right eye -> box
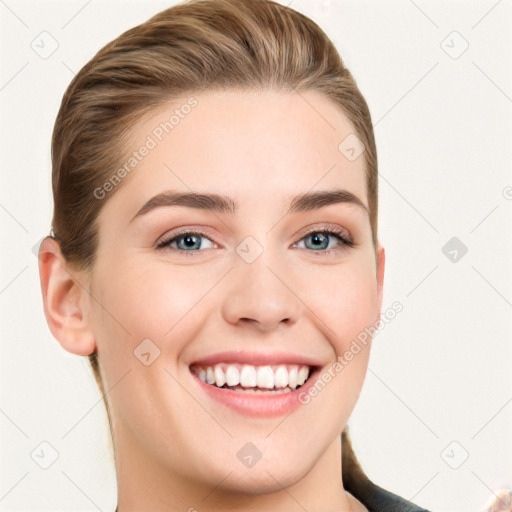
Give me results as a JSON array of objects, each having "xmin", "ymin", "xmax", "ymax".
[{"xmin": 156, "ymin": 230, "xmax": 217, "ymax": 255}]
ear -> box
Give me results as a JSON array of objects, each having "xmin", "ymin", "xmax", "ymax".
[
  {"xmin": 375, "ymin": 242, "xmax": 385, "ymax": 323},
  {"xmin": 38, "ymin": 236, "xmax": 96, "ymax": 356}
]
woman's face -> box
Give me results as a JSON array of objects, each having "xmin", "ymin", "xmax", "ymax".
[{"xmin": 82, "ymin": 89, "xmax": 384, "ymax": 495}]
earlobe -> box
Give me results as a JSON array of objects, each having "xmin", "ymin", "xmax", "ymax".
[{"xmin": 38, "ymin": 236, "xmax": 96, "ymax": 356}]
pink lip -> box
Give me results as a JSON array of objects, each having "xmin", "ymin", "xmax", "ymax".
[
  {"xmin": 189, "ymin": 350, "xmax": 323, "ymax": 368},
  {"xmin": 189, "ymin": 366, "xmax": 322, "ymax": 418}
]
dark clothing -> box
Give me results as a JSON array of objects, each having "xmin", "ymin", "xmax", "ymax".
[
  {"xmin": 347, "ymin": 479, "xmax": 431, "ymax": 511},
  {"xmin": 342, "ymin": 427, "xmax": 431, "ymax": 512}
]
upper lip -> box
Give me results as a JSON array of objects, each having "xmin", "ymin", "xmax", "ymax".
[{"xmin": 189, "ymin": 350, "xmax": 323, "ymax": 368}]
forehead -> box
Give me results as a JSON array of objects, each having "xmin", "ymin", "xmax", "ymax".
[{"xmin": 99, "ymin": 89, "xmax": 368, "ymax": 221}]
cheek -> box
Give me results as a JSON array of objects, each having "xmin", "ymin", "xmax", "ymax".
[
  {"xmin": 88, "ymin": 257, "xmax": 214, "ymax": 396},
  {"xmin": 96, "ymin": 258, "xmax": 209, "ymax": 340},
  {"xmin": 88, "ymin": 258, "xmax": 211, "ymax": 416},
  {"xmin": 304, "ymin": 257, "xmax": 379, "ymax": 355},
  {"xmin": 302, "ymin": 261, "xmax": 378, "ymax": 428}
]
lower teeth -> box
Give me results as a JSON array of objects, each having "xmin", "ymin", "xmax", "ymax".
[{"xmin": 216, "ymin": 384, "xmax": 295, "ymax": 393}]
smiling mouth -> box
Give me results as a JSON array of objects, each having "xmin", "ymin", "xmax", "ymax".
[{"xmin": 190, "ymin": 363, "xmax": 313, "ymax": 394}]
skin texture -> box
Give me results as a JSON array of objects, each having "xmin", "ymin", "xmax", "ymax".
[{"xmin": 39, "ymin": 89, "xmax": 384, "ymax": 512}]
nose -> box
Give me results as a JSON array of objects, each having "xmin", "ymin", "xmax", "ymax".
[{"xmin": 221, "ymin": 246, "xmax": 302, "ymax": 333}]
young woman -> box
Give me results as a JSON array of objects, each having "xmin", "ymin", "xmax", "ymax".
[{"xmin": 38, "ymin": 0, "xmax": 432, "ymax": 510}]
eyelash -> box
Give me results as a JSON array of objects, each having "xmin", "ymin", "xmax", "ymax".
[{"xmin": 156, "ymin": 226, "xmax": 355, "ymax": 257}]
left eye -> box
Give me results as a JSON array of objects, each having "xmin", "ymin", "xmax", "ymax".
[{"xmin": 293, "ymin": 229, "xmax": 354, "ymax": 252}]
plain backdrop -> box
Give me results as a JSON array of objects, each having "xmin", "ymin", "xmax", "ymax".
[{"xmin": 1, "ymin": 1, "xmax": 511, "ymax": 511}]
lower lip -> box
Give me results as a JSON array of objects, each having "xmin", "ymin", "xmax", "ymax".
[{"xmin": 190, "ymin": 368, "xmax": 321, "ymax": 418}]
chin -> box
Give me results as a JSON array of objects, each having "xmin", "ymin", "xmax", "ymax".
[
  {"xmin": 217, "ymin": 467, "xmax": 306, "ymax": 496},
  {"xmin": 201, "ymin": 449, "xmax": 315, "ymax": 496}
]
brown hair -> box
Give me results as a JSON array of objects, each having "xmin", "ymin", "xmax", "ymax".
[{"xmin": 50, "ymin": 0, "xmax": 378, "ymax": 477}]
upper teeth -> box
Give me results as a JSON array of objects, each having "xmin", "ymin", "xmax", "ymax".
[{"xmin": 192, "ymin": 364, "xmax": 311, "ymax": 390}]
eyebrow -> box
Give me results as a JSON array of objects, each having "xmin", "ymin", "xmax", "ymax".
[{"xmin": 130, "ymin": 188, "xmax": 368, "ymax": 222}]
